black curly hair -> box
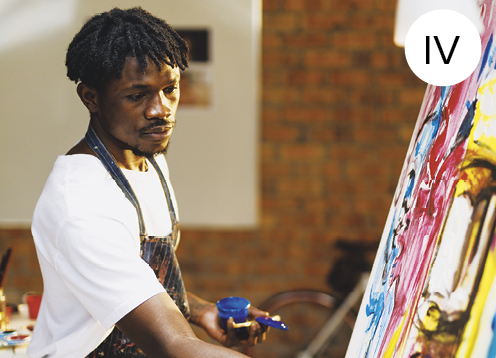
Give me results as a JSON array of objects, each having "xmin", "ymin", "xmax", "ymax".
[{"xmin": 66, "ymin": 7, "xmax": 188, "ymax": 90}]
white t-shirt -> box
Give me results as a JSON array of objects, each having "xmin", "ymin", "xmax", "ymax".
[{"xmin": 28, "ymin": 154, "xmax": 178, "ymax": 358}]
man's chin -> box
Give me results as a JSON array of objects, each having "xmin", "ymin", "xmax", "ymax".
[{"xmin": 132, "ymin": 142, "xmax": 169, "ymax": 159}]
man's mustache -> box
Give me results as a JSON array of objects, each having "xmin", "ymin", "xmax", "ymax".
[{"xmin": 139, "ymin": 119, "xmax": 174, "ymax": 134}]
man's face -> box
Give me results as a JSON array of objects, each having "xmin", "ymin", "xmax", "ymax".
[{"xmin": 95, "ymin": 56, "xmax": 181, "ymax": 158}]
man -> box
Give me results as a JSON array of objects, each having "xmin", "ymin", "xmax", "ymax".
[{"xmin": 28, "ymin": 7, "xmax": 267, "ymax": 358}]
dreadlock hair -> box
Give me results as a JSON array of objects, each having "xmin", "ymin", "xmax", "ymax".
[{"xmin": 66, "ymin": 7, "xmax": 189, "ymax": 91}]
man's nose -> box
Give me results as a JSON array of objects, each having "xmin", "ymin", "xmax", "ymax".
[{"xmin": 146, "ymin": 91, "xmax": 172, "ymax": 119}]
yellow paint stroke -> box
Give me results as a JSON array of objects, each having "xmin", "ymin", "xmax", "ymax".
[
  {"xmin": 454, "ymin": 167, "xmax": 493, "ymax": 199},
  {"xmin": 456, "ymin": 248, "xmax": 496, "ymax": 358},
  {"xmin": 382, "ymin": 304, "xmax": 410, "ymax": 358},
  {"xmin": 398, "ymin": 224, "xmax": 453, "ymax": 356},
  {"xmin": 455, "ymin": 77, "xmax": 496, "ymax": 358}
]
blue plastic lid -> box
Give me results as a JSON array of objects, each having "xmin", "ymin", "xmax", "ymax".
[
  {"xmin": 216, "ymin": 297, "xmax": 250, "ymax": 315},
  {"xmin": 256, "ymin": 316, "xmax": 288, "ymax": 330},
  {"xmin": 216, "ymin": 296, "xmax": 250, "ymax": 310}
]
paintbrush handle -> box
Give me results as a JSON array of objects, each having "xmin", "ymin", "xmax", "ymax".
[{"xmin": 0, "ymin": 248, "xmax": 12, "ymax": 288}]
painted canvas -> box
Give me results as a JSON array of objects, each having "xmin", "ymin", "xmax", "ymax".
[{"xmin": 346, "ymin": 1, "xmax": 496, "ymax": 357}]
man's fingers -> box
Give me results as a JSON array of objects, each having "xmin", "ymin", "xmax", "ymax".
[
  {"xmin": 226, "ymin": 317, "xmax": 238, "ymax": 346},
  {"xmin": 260, "ymin": 331, "xmax": 267, "ymax": 343}
]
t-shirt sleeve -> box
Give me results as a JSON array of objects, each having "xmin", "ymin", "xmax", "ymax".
[{"xmin": 56, "ymin": 215, "xmax": 165, "ymax": 330}]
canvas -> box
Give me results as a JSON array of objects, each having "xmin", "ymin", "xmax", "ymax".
[{"xmin": 346, "ymin": 1, "xmax": 496, "ymax": 357}]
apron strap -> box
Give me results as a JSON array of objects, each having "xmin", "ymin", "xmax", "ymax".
[
  {"xmin": 85, "ymin": 124, "xmax": 181, "ymax": 245},
  {"xmin": 85, "ymin": 125, "xmax": 148, "ymax": 237},
  {"xmin": 149, "ymin": 158, "xmax": 181, "ymax": 248},
  {"xmin": 85, "ymin": 124, "xmax": 180, "ymax": 243}
]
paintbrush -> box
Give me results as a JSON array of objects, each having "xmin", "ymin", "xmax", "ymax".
[{"xmin": 0, "ymin": 248, "xmax": 12, "ymax": 289}]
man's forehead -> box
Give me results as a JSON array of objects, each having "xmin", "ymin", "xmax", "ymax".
[
  {"xmin": 114, "ymin": 56, "xmax": 180, "ymax": 86},
  {"xmin": 122, "ymin": 56, "xmax": 179, "ymax": 75}
]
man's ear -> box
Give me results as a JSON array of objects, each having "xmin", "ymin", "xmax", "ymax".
[{"xmin": 77, "ymin": 82, "xmax": 100, "ymax": 113}]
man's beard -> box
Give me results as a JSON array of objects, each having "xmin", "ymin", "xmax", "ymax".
[
  {"xmin": 131, "ymin": 119, "xmax": 172, "ymax": 158},
  {"xmin": 131, "ymin": 141, "xmax": 170, "ymax": 159}
]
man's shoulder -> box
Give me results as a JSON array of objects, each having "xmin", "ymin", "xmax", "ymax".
[
  {"xmin": 33, "ymin": 154, "xmax": 138, "ymax": 251},
  {"xmin": 47, "ymin": 154, "xmax": 111, "ymax": 191},
  {"xmin": 40, "ymin": 155, "xmax": 130, "ymax": 216}
]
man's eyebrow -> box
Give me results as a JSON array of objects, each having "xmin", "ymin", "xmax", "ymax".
[
  {"xmin": 127, "ymin": 78, "xmax": 178, "ymax": 89},
  {"xmin": 129, "ymin": 84, "xmax": 149, "ymax": 89}
]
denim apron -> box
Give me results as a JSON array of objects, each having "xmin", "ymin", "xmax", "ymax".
[{"xmin": 84, "ymin": 125, "xmax": 190, "ymax": 357}]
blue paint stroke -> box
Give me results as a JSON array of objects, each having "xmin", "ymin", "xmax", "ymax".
[
  {"xmin": 487, "ymin": 313, "xmax": 496, "ymax": 358},
  {"xmin": 414, "ymin": 87, "xmax": 446, "ymax": 164},
  {"xmin": 451, "ymin": 99, "xmax": 476, "ymax": 152},
  {"xmin": 404, "ymin": 171, "xmax": 415, "ymax": 199},
  {"xmin": 367, "ymin": 279, "xmax": 397, "ymax": 358},
  {"xmin": 366, "ymin": 290, "xmax": 385, "ymax": 331},
  {"xmin": 414, "ymin": 115, "xmax": 440, "ymax": 164},
  {"xmin": 479, "ymin": 34, "xmax": 494, "ymax": 81}
]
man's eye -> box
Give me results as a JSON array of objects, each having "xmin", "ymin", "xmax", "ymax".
[
  {"xmin": 127, "ymin": 94, "xmax": 144, "ymax": 101},
  {"xmin": 163, "ymin": 86, "xmax": 178, "ymax": 94}
]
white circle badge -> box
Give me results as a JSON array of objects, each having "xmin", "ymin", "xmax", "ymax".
[{"xmin": 405, "ymin": 9, "xmax": 482, "ymax": 86}]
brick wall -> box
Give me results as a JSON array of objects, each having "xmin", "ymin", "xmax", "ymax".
[
  {"xmin": 0, "ymin": 0, "xmax": 425, "ymax": 329},
  {"xmin": 180, "ymin": 0, "xmax": 424, "ymax": 304}
]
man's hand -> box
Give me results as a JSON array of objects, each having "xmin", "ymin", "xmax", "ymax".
[{"xmin": 187, "ymin": 293, "xmax": 270, "ymax": 347}]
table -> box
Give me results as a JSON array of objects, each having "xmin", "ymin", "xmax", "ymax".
[{"xmin": 0, "ymin": 314, "xmax": 35, "ymax": 357}]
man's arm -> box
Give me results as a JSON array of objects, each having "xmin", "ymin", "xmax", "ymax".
[{"xmin": 116, "ymin": 292, "xmax": 249, "ymax": 358}]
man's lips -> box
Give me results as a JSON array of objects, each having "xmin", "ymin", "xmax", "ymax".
[{"xmin": 142, "ymin": 125, "xmax": 174, "ymax": 135}]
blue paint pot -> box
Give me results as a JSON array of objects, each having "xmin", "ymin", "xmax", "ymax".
[{"xmin": 216, "ymin": 296, "xmax": 250, "ymax": 338}]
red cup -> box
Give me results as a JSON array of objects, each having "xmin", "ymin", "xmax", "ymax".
[
  {"xmin": 5, "ymin": 306, "xmax": 12, "ymax": 325},
  {"xmin": 25, "ymin": 294, "xmax": 42, "ymax": 320}
]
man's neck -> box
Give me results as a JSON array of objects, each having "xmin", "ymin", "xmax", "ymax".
[
  {"xmin": 91, "ymin": 117, "xmax": 148, "ymax": 172},
  {"xmin": 66, "ymin": 118, "xmax": 148, "ymax": 172}
]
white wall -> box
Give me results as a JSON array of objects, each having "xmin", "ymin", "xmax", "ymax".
[{"xmin": 0, "ymin": 0, "xmax": 260, "ymax": 228}]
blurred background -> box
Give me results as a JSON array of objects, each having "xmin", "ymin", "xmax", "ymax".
[
  {"xmin": 181, "ymin": 0, "xmax": 424, "ymax": 303},
  {"xmin": 0, "ymin": 0, "xmax": 426, "ymax": 355}
]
